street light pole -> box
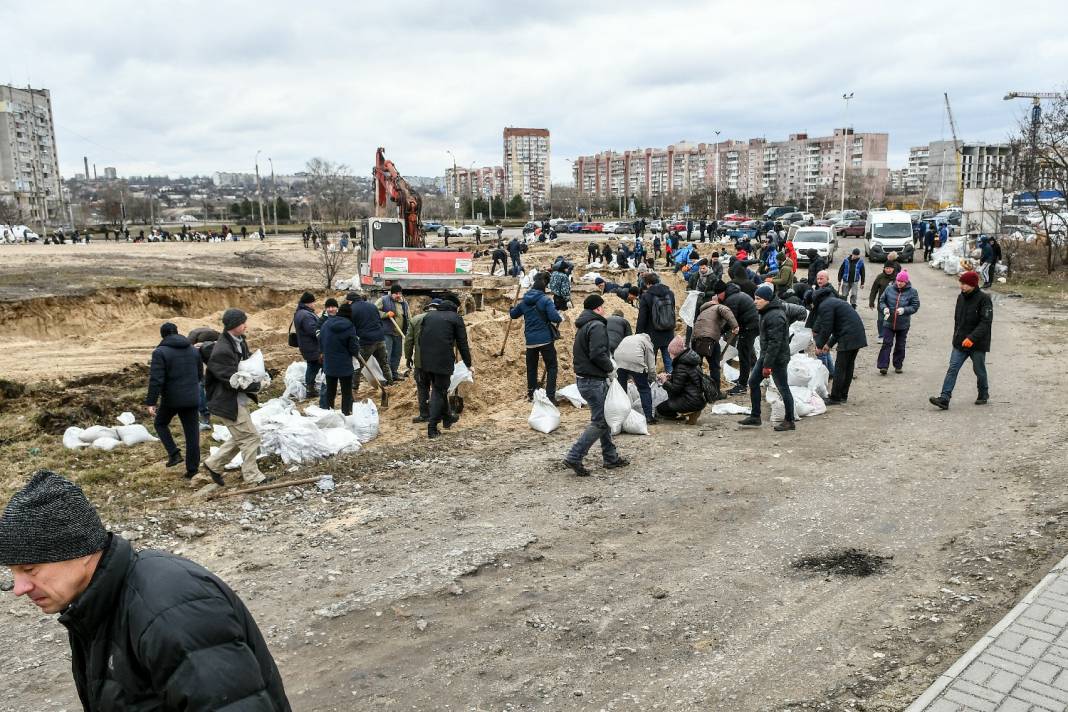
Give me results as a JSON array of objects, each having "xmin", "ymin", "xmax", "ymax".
[
  {"xmin": 446, "ymin": 150, "xmax": 458, "ymax": 226},
  {"xmin": 470, "ymin": 163, "xmax": 476, "ymax": 221},
  {"xmin": 839, "ymin": 92, "xmax": 854, "ymax": 213},
  {"xmin": 713, "ymin": 130, "xmax": 721, "ymax": 220},
  {"xmin": 268, "ymin": 157, "xmax": 278, "ymax": 236},
  {"xmin": 254, "ymin": 150, "xmax": 266, "ymax": 238}
]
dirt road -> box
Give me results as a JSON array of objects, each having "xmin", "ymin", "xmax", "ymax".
[{"xmin": 2, "ymin": 237, "xmax": 1068, "ymax": 711}]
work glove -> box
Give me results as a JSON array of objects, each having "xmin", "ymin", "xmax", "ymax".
[
  {"xmin": 762, "ymin": 367, "xmax": 772, "ymax": 378},
  {"xmin": 896, "ymin": 307, "xmax": 905, "ymax": 315},
  {"xmin": 386, "ymin": 311, "xmax": 396, "ymax": 318},
  {"xmin": 962, "ymin": 338, "xmax": 974, "ymax": 348},
  {"xmin": 883, "ymin": 308, "xmax": 890, "ymax": 318}
]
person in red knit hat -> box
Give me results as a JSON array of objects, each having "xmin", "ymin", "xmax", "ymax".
[{"xmin": 929, "ymin": 271, "xmax": 993, "ymax": 409}]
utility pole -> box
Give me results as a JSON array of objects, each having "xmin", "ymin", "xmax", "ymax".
[
  {"xmin": 268, "ymin": 157, "xmax": 278, "ymax": 236},
  {"xmin": 254, "ymin": 150, "xmax": 266, "ymax": 238},
  {"xmin": 840, "ymin": 92, "xmax": 854, "ymax": 213},
  {"xmin": 713, "ymin": 130, "xmax": 721, "ymax": 220},
  {"xmin": 446, "ymin": 150, "xmax": 458, "ymax": 226}
]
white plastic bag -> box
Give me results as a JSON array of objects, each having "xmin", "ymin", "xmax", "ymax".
[
  {"xmin": 722, "ymin": 363, "xmax": 740, "ymax": 384},
  {"xmin": 231, "ymin": 349, "xmax": 270, "ymax": 389},
  {"xmin": 321, "ymin": 427, "xmax": 362, "ymax": 456},
  {"xmin": 710, "ymin": 402, "xmax": 751, "ymax": 415},
  {"xmin": 788, "ymin": 325, "xmax": 813, "ymax": 354},
  {"xmin": 303, "ymin": 406, "xmax": 346, "ymax": 429},
  {"xmin": 449, "ymin": 361, "xmax": 474, "ymax": 396},
  {"xmin": 63, "ymin": 427, "xmax": 90, "ymax": 449},
  {"xmin": 347, "ymin": 400, "xmax": 379, "ymax": 443},
  {"xmin": 251, "ymin": 397, "xmax": 296, "ymax": 428},
  {"xmin": 680, "ymin": 290, "xmax": 701, "ymax": 327},
  {"xmin": 92, "ymin": 436, "xmax": 123, "ymax": 451},
  {"xmin": 212, "ymin": 424, "xmax": 232, "ymax": 442},
  {"xmin": 354, "ymin": 354, "xmax": 387, "ymax": 384},
  {"xmin": 558, "ymin": 383, "xmax": 586, "ymax": 408},
  {"xmin": 649, "ymin": 382, "xmax": 669, "ymax": 410},
  {"xmin": 114, "ymin": 424, "xmax": 158, "ymax": 446},
  {"xmin": 116, "ymin": 411, "xmax": 136, "ymax": 426},
  {"xmin": 528, "ymin": 389, "xmax": 561, "ymax": 433},
  {"xmin": 620, "ymin": 409, "xmax": 649, "ymax": 435},
  {"xmin": 79, "ymin": 425, "xmax": 118, "ymax": 443},
  {"xmin": 604, "ymin": 379, "xmax": 632, "ymax": 431},
  {"xmin": 282, "ymin": 361, "xmax": 308, "ymax": 401}
]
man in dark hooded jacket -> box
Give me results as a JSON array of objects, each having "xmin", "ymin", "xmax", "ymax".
[
  {"xmin": 0, "ymin": 470, "xmax": 291, "ymax": 712},
  {"xmin": 716, "ymin": 280, "xmax": 760, "ymax": 396},
  {"xmin": 805, "ymin": 249, "xmax": 827, "ymax": 285},
  {"xmin": 636, "ymin": 273, "xmax": 677, "ymax": 373},
  {"xmin": 509, "ymin": 274, "xmax": 563, "ymax": 403},
  {"xmin": 810, "ymin": 285, "xmax": 868, "ymax": 404},
  {"xmin": 346, "ymin": 292, "xmax": 392, "ymax": 389},
  {"xmin": 738, "ymin": 285, "xmax": 802, "ymax": 431},
  {"xmin": 929, "ymin": 271, "xmax": 993, "ymax": 409},
  {"xmin": 418, "ymin": 296, "xmax": 472, "ymax": 438},
  {"xmin": 563, "ymin": 295, "xmax": 628, "ymax": 477},
  {"xmin": 145, "ymin": 322, "xmax": 203, "ymax": 478},
  {"xmin": 293, "ymin": 291, "xmax": 321, "ymax": 398}
]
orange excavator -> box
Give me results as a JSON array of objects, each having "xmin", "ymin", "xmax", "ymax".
[{"xmin": 374, "ymin": 147, "xmax": 423, "ymax": 247}]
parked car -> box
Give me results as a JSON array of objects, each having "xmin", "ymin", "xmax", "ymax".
[
  {"xmin": 567, "ymin": 222, "xmax": 585, "ymax": 233},
  {"xmin": 836, "ymin": 219, "xmax": 867, "ymax": 237},
  {"xmin": 814, "ymin": 219, "xmax": 836, "ymax": 227},
  {"xmin": 1, "ymin": 224, "xmax": 39, "ymax": 242},
  {"xmin": 740, "ymin": 219, "xmax": 761, "ymax": 230},
  {"xmin": 582, "ymin": 222, "xmax": 605, "ymax": 233},
  {"xmin": 440, "ymin": 224, "xmax": 478, "ymax": 238},
  {"xmin": 790, "ymin": 226, "xmax": 838, "ymax": 265},
  {"xmin": 601, "ymin": 222, "xmax": 621, "ymax": 234},
  {"xmin": 667, "ymin": 220, "xmax": 687, "ymax": 233},
  {"xmin": 648, "ymin": 219, "xmax": 663, "ymax": 233},
  {"xmin": 933, "ymin": 210, "xmax": 962, "ymax": 226},
  {"xmin": 613, "ymin": 222, "xmax": 633, "ymax": 234},
  {"xmin": 721, "ymin": 213, "xmax": 750, "ymax": 222},
  {"xmin": 778, "ymin": 212, "xmax": 805, "ymax": 225},
  {"xmin": 421, "ymin": 221, "xmax": 444, "ymax": 233},
  {"xmin": 763, "ymin": 205, "xmax": 798, "ymax": 221}
]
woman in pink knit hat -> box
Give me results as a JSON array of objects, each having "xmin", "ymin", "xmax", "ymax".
[{"xmin": 876, "ymin": 270, "xmax": 920, "ymax": 374}]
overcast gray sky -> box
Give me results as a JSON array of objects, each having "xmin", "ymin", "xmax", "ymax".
[{"xmin": 4, "ymin": 0, "xmax": 1066, "ymax": 182}]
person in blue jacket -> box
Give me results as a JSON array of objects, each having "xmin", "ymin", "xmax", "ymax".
[
  {"xmin": 319, "ymin": 303, "xmax": 361, "ymax": 415},
  {"xmin": 345, "ymin": 292, "xmax": 392, "ymax": 389},
  {"xmin": 510, "ymin": 273, "xmax": 563, "ymax": 403},
  {"xmin": 876, "ymin": 270, "xmax": 920, "ymax": 375}
]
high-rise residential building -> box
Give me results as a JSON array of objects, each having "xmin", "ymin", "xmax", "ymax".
[
  {"xmin": 445, "ymin": 166, "xmax": 504, "ymax": 199},
  {"xmin": 925, "ymin": 141, "xmax": 1012, "ymax": 203},
  {"xmin": 0, "ymin": 85, "xmax": 62, "ymax": 224},
  {"xmin": 574, "ymin": 128, "xmax": 889, "ymax": 207},
  {"xmin": 905, "ymin": 145, "xmax": 929, "ymax": 194},
  {"xmin": 103, "ymin": 166, "xmax": 118, "ymax": 180},
  {"xmin": 503, "ymin": 128, "xmax": 550, "ymax": 209}
]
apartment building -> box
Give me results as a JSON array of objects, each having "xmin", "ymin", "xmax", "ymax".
[
  {"xmin": 445, "ymin": 166, "xmax": 505, "ymax": 199},
  {"xmin": 925, "ymin": 141, "xmax": 1013, "ymax": 203},
  {"xmin": 0, "ymin": 85, "xmax": 63, "ymax": 224},
  {"xmin": 574, "ymin": 128, "xmax": 889, "ymax": 206},
  {"xmin": 503, "ymin": 127, "xmax": 550, "ymax": 207},
  {"xmin": 905, "ymin": 145, "xmax": 929, "ymax": 194}
]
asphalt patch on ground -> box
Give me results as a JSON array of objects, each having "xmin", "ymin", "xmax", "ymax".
[{"xmin": 792, "ymin": 548, "xmax": 892, "ymax": 577}]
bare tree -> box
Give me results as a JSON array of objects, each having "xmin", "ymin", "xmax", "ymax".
[
  {"xmin": 0, "ymin": 197, "xmax": 18, "ymax": 224},
  {"xmin": 305, "ymin": 158, "xmax": 356, "ymax": 224},
  {"xmin": 315, "ymin": 236, "xmax": 349, "ymax": 290}
]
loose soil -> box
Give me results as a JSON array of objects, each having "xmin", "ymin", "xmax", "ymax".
[{"xmin": 1, "ymin": 235, "xmax": 1067, "ymax": 711}]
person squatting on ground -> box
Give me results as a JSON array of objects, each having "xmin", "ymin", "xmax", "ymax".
[
  {"xmin": 614, "ymin": 331, "xmax": 658, "ymax": 423},
  {"xmin": 0, "ymin": 470, "xmax": 291, "ymax": 711},
  {"xmin": 929, "ymin": 270, "xmax": 993, "ymax": 410},
  {"xmin": 346, "ymin": 292, "xmax": 393, "ymax": 388},
  {"xmin": 405, "ymin": 299, "xmax": 440, "ymax": 423},
  {"xmin": 418, "ymin": 295, "xmax": 472, "ymax": 438},
  {"xmin": 199, "ymin": 308, "xmax": 267, "ymax": 490},
  {"xmin": 738, "ymin": 284, "xmax": 804, "ymax": 431},
  {"xmin": 655, "ymin": 336, "xmax": 707, "ymax": 423},
  {"xmin": 876, "ymin": 270, "xmax": 920, "ymax": 375},
  {"xmin": 376, "ymin": 284, "xmax": 410, "ymax": 382},
  {"xmin": 563, "ymin": 294, "xmax": 629, "ymax": 477},
  {"xmin": 636, "ymin": 272, "xmax": 677, "ymax": 373},
  {"xmin": 145, "ymin": 322, "xmax": 202, "ymax": 479},
  {"xmin": 319, "ymin": 302, "xmax": 361, "ymax": 415},
  {"xmin": 293, "ymin": 291, "xmax": 321, "ymax": 398},
  {"xmin": 510, "ymin": 273, "xmax": 563, "ymax": 404},
  {"xmin": 810, "ymin": 285, "xmax": 868, "ymax": 405},
  {"xmin": 837, "ymin": 248, "xmax": 866, "ymax": 308}
]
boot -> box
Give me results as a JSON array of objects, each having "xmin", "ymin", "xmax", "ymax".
[
  {"xmin": 774, "ymin": 419, "xmax": 796, "ymax": 432},
  {"xmin": 604, "ymin": 457, "xmax": 630, "ymax": 469},
  {"xmin": 428, "ymin": 424, "xmax": 442, "ymax": 439},
  {"xmin": 879, "ymin": 368, "xmax": 887, "ymax": 376},
  {"xmin": 928, "ymin": 395, "xmax": 950, "ymax": 410},
  {"xmin": 738, "ymin": 415, "xmax": 761, "ymax": 427},
  {"xmin": 165, "ymin": 450, "xmax": 183, "ymax": 468},
  {"xmin": 975, "ymin": 395, "xmax": 988, "ymax": 405},
  {"xmin": 412, "ymin": 415, "xmax": 429, "ymax": 423},
  {"xmin": 563, "ymin": 459, "xmax": 591, "ymax": 477}
]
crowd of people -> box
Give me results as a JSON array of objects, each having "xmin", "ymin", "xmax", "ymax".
[{"xmin": 33, "ymin": 223, "xmax": 266, "ymax": 244}]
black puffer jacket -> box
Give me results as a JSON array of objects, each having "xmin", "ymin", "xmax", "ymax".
[
  {"xmin": 952, "ymin": 287, "xmax": 993, "ymax": 352},
  {"xmin": 636, "ymin": 282, "xmax": 676, "ymax": 348},
  {"xmin": 807, "ymin": 254, "xmax": 827, "ymax": 285},
  {"xmin": 607, "ymin": 315, "xmax": 632, "ymax": 353},
  {"xmin": 58, "ymin": 535, "xmax": 290, "ymax": 712},
  {"xmin": 145, "ymin": 334, "xmax": 202, "ymax": 409},
  {"xmin": 572, "ymin": 309, "xmax": 613, "ymax": 379},
  {"xmin": 293, "ymin": 303, "xmax": 321, "ymax": 361},
  {"xmin": 757, "ymin": 298, "xmax": 794, "ymax": 369},
  {"xmin": 810, "ymin": 286, "xmax": 868, "ymax": 352},
  {"xmin": 720, "ymin": 282, "xmax": 760, "ymax": 334},
  {"xmin": 205, "ymin": 332, "xmax": 258, "ymax": 421},
  {"xmin": 662, "ymin": 348, "xmax": 706, "ymax": 412},
  {"xmin": 418, "ymin": 300, "xmax": 472, "ymax": 375}
]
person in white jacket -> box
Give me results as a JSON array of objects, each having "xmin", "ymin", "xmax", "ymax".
[{"xmin": 613, "ymin": 332, "xmax": 658, "ymax": 424}]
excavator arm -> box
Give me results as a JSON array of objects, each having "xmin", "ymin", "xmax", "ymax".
[{"xmin": 374, "ymin": 147, "xmax": 424, "ymax": 247}]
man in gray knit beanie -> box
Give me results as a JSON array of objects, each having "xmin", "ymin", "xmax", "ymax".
[{"xmin": 1, "ymin": 470, "xmax": 291, "ymax": 709}]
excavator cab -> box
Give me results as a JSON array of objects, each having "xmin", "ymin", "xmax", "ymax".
[{"xmin": 357, "ymin": 217, "xmax": 474, "ymax": 291}]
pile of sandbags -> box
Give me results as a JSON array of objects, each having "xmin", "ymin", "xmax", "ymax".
[
  {"xmin": 765, "ymin": 353, "xmax": 830, "ymax": 422},
  {"xmin": 928, "ymin": 238, "xmax": 967, "ymax": 274},
  {"xmin": 63, "ymin": 412, "xmax": 158, "ymax": 451}
]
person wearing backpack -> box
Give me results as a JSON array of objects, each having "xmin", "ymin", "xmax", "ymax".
[
  {"xmin": 637, "ymin": 272, "xmax": 677, "ymax": 373},
  {"xmin": 293, "ymin": 292, "xmax": 321, "ymax": 400},
  {"xmin": 655, "ymin": 336, "xmax": 706, "ymax": 423},
  {"xmin": 509, "ymin": 274, "xmax": 563, "ymax": 404}
]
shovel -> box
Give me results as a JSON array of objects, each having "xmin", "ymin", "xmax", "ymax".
[
  {"xmin": 496, "ymin": 282, "xmax": 523, "ymax": 357},
  {"xmin": 388, "ymin": 315, "xmax": 411, "ymax": 379},
  {"xmin": 355, "ymin": 352, "xmax": 389, "ymax": 408}
]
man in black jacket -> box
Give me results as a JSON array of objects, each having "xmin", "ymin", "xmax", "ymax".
[
  {"xmin": 636, "ymin": 273, "xmax": 677, "ymax": 373},
  {"xmin": 810, "ymin": 285, "xmax": 868, "ymax": 405},
  {"xmin": 508, "ymin": 237, "xmax": 523, "ymax": 276},
  {"xmin": 200, "ymin": 308, "xmax": 266, "ymax": 490},
  {"xmin": 929, "ymin": 271, "xmax": 993, "ymax": 409},
  {"xmin": 418, "ymin": 296, "xmax": 472, "ymax": 438},
  {"xmin": 563, "ymin": 295, "xmax": 629, "ymax": 477},
  {"xmin": 0, "ymin": 470, "xmax": 291, "ymax": 711},
  {"xmin": 293, "ymin": 291, "xmax": 321, "ymax": 399},
  {"xmin": 738, "ymin": 285, "xmax": 800, "ymax": 431},
  {"xmin": 716, "ymin": 280, "xmax": 760, "ymax": 396},
  {"xmin": 145, "ymin": 322, "xmax": 203, "ymax": 479}
]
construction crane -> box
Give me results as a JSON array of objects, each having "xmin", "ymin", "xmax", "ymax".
[
  {"xmin": 941, "ymin": 92, "xmax": 963, "ymax": 206},
  {"xmin": 1004, "ymin": 91, "xmax": 1061, "ymax": 187}
]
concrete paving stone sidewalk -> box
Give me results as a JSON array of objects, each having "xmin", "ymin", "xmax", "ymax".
[{"xmin": 908, "ymin": 554, "xmax": 1068, "ymax": 712}]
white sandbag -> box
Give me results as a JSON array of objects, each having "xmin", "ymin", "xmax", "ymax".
[
  {"xmin": 680, "ymin": 290, "xmax": 701, "ymax": 327},
  {"xmin": 528, "ymin": 389, "xmax": 561, "ymax": 434},
  {"xmin": 92, "ymin": 436, "xmax": 123, "ymax": 451},
  {"xmin": 770, "ymin": 399, "xmax": 786, "ymax": 424},
  {"xmin": 520, "ymin": 272, "xmax": 532, "ymax": 289},
  {"xmin": 721, "ymin": 343, "xmax": 738, "ymax": 364},
  {"xmin": 282, "ymin": 361, "xmax": 308, "ymax": 400},
  {"xmin": 710, "ymin": 402, "xmax": 751, "ymax": 415},
  {"xmin": 650, "ymin": 382, "xmax": 669, "ymax": 409},
  {"xmin": 79, "ymin": 425, "xmax": 118, "ymax": 443},
  {"xmin": 63, "ymin": 427, "xmax": 90, "ymax": 449},
  {"xmin": 558, "ymin": 383, "xmax": 586, "ymax": 408},
  {"xmin": 114, "ymin": 424, "xmax": 158, "ymax": 446},
  {"xmin": 449, "ymin": 361, "xmax": 474, "ymax": 395},
  {"xmin": 251, "ymin": 397, "xmax": 296, "ymax": 428},
  {"xmin": 212, "ymin": 424, "xmax": 232, "ymax": 442},
  {"xmin": 259, "ymin": 417, "xmax": 333, "ymax": 465},
  {"xmin": 806, "ymin": 392, "xmax": 827, "ymax": 416},
  {"xmin": 788, "ymin": 353, "xmax": 830, "ymax": 397},
  {"xmin": 626, "ymin": 382, "xmax": 642, "ymax": 409},
  {"xmin": 580, "ymin": 271, "xmax": 601, "ymax": 283},
  {"xmin": 116, "ymin": 411, "xmax": 136, "ymax": 426},
  {"xmin": 231, "ymin": 349, "xmax": 270, "ymax": 389},
  {"xmin": 347, "ymin": 400, "xmax": 379, "ymax": 443},
  {"xmin": 604, "ymin": 379, "xmax": 632, "ymax": 430},
  {"xmin": 722, "ymin": 363, "xmax": 740, "ymax": 384},
  {"xmin": 303, "ymin": 405, "xmax": 346, "ymax": 429},
  {"xmin": 321, "ymin": 427, "xmax": 362, "ymax": 456},
  {"xmin": 787, "ymin": 362, "xmax": 811, "ymax": 387},
  {"xmin": 788, "ymin": 325, "xmax": 813, "ymax": 354},
  {"xmin": 620, "ymin": 408, "xmax": 649, "ymax": 435},
  {"xmin": 353, "ymin": 354, "xmax": 387, "ymax": 385}
]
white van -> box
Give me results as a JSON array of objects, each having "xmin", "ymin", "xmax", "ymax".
[
  {"xmin": 865, "ymin": 210, "xmax": 915, "ymax": 262},
  {"xmin": 789, "ymin": 225, "xmax": 837, "ymax": 265}
]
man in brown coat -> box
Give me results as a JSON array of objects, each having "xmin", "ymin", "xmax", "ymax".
[{"xmin": 691, "ymin": 296, "xmax": 739, "ymax": 387}]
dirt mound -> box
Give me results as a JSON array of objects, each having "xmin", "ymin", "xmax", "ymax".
[{"xmin": 792, "ymin": 548, "xmax": 892, "ymax": 577}]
